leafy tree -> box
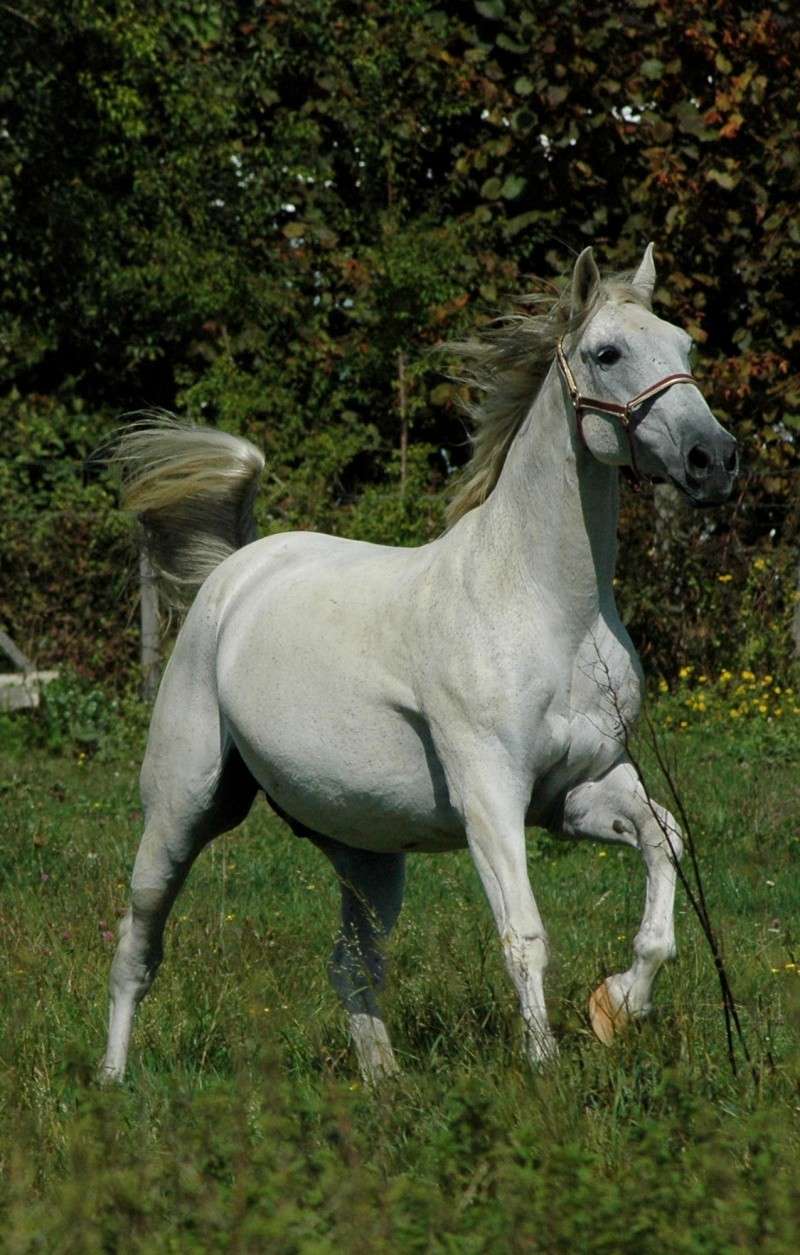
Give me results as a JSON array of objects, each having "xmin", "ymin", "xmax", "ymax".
[{"xmin": 1, "ymin": 0, "xmax": 798, "ymax": 681}]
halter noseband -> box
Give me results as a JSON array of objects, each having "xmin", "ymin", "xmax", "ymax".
[{"xmin": 555, "ymin": 338, "xmax": 699, "ymax": 478}]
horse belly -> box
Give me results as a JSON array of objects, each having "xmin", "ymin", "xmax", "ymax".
[
  {"xmin": 218, "ymin": 628, "xmax": 463, "ymax": 853},
  {"xmin": 236, "ymin": 705, "xmax": 462, "ymax": 852}
]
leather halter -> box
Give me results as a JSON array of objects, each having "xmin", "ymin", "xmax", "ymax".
[{"xmin": 555, "ymin": 338, "xmax": 699, "ymax": 478}]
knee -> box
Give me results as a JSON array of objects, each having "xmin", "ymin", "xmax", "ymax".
[{"xmin": 503, "ymin": 930, "xmax": 549, "ymax": 974}]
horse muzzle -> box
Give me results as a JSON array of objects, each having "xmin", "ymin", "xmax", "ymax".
[{"xmin": 677, "ymin": 431, "xmax": 739, "ymax": 506}]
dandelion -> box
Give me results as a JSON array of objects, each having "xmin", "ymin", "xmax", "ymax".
[
  {"xmin": 598, "ymin": 851, "xmax": 607, "ymax": 858},
  {"xmin": 678, "ymin": 665, "xmax": 693, "ymax": 679},
  {"xmin": 717, "ymin": 573, "xmax": 733, "ymax": 583},
  {"xmin": 658, "ymin": 678, "xmax": 668, "ymax": 693},
  {"xmin": 741, "ymin": 669, "xmax": 755, "ymax": 681},
  {"xmin": 720, "ymin": 669, "xmax": 732, "ymax": 683},
  {"xmin": 784, "ymin": 962, "xmax": 797, "ymax": 972},
  {"xmin": 753, "ymin": 557, "xmax": 766, "ymax": 571}
]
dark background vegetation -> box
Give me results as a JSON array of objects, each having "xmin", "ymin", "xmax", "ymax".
[
  {"xmin": 2, "ymin": 0, "xmax": 799, "ymax": 684},
  {"xmin": 2, "ymin": 7, "xmax": 800, "ymax": 1247}
]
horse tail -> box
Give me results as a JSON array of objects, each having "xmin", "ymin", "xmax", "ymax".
[{"xmin": 109, "ymin": 414, "xmax": 265, "ymax": 612}]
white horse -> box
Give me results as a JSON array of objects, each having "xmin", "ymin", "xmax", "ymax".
[{"xmin": 102, "ymin": 245, "xmax": 738, "ymax": 1082}]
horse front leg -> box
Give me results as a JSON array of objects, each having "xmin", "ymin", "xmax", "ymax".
[
  {"xmin": 561, "ymin": 759, "xmax": 684, "ymax": 1044},
  {"xmin": 460, "ymin": 787, "xmax": 558, "ymax": 1065}
]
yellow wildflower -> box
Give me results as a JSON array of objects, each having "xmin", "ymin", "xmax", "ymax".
[
  {"xmin": 679, "ymin": 665, "xmax": 693, "ymax": 679},
  {"xmin": 741, "ymin": 670, "xmax": 755, "ymax": 682},
  {"xmin": 718, "ymin": 573, "xmax": 733, "ymax": 583},
  {"xmin": 753, "ymin": 557, "xmax": 766, "ymax": 571}
]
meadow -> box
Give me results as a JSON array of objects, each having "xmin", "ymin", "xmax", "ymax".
[{"xmin": 1, "ymin": 683, "xmax": 799, "ymax": 1252}]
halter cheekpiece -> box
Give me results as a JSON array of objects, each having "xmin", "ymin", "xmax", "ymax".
[{"xmin": 555, "ymin": 338, "xmax": 699, "ymax": 478}]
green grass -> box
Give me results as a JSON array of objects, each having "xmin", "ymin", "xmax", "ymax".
[{"xmin": 1, "ymin": 723, "xmax": 800, "ymax": 1252}]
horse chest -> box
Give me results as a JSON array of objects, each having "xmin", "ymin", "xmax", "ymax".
[{"xmin": 534, "ymin": 625, "xmax": 644, "ymax": 806}]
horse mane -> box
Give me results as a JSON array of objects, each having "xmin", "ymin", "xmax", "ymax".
[{"xmin": 444, "ymin": 268, "xmax": 648, "ymax": 528}]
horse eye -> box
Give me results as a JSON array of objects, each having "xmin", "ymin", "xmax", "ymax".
[{"xmin": 596, "ymin": 346, "xmax": 621, "ymax": 366}]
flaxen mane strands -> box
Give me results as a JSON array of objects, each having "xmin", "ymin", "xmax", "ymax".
[{"xmin": 444, "ymin": 269, "xmax": 647, "ymax": 528}]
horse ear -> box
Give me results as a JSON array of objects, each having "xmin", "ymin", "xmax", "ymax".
[
  {"xmin": 570, "ymin": 247, "xmax": 601, "ymax": 319},
  {"xmin": 632, "ymin": 242, "xmax": 656, "ymax": 306}
]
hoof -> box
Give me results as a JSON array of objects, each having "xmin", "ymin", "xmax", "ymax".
[
  {"xmin": 589, "ymin": 979, "xmax": 629, "ymax": 1045},
  {"xmin": 97, "ymin": 1067, "xmax": 123, "ymax": 1087},
  {"xmin": 525, "ymin": 1028, "xmax": 559, "ymax": 1068}
]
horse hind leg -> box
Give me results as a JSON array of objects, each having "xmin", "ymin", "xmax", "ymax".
[
  {"xmin": 101, "ymin": 732, "xmax": 257, "ymax": 1082},
  {"xmin": 311, "ymin": 837, "xmax": 405, "ymax": 1084}
]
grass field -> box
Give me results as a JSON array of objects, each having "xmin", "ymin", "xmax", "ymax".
[{"xmin": 1, "ymin": 713, "xmax": 800, "ymax": 1252}]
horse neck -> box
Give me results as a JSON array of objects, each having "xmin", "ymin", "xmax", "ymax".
[{"xmin": 475, "ymin": 365, "xmax": 620, "ymax": 634}]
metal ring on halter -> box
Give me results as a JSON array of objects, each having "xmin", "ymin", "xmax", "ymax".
[{"xmin": 555, "ymin": 338, "xmax": 699, "ymax": 480}]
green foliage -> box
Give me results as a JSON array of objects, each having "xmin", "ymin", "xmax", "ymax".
[
  {"xmin": 651, "ymin": 664, "xmax": 800, "ymax": 767},
  {"xmin": 2, "ymin": 732, "xmax": 800, "ymax": 1248},
  {"xmin": 36, "ymin": 671, "xmax": 120, "ymax": 754},
  {"xmin": 0, "ymin": 670, "xmax": 151, "ymax": 761},
  {"xmin": 0, "ymin": 394, "xmax": 138, "ymax": 678},
  {"xmin": 2, "ymin": 0, "xmax": 799, "ymax": 684},
  {"xmin": 618, "ymin": 494, "xmax": 800, "ymax": 680}
]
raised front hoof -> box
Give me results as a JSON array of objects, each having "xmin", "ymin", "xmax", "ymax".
[{"xmin": 589, "ymin": 979, "xmax": 630, "ymax": 1046}]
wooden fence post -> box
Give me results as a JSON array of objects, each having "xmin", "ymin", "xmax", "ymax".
[
  {"xmin": 139, "ymin": 547, "xmax": 160, "ymax": 701},
  {"xmin": 397, "ymin": 349, "xmax": 408, "ymax": 497}
]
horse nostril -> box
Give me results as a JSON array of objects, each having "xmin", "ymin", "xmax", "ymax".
[{"xmin": 687, "ymin": 445, "xmax": 711, "ymax": 474}]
